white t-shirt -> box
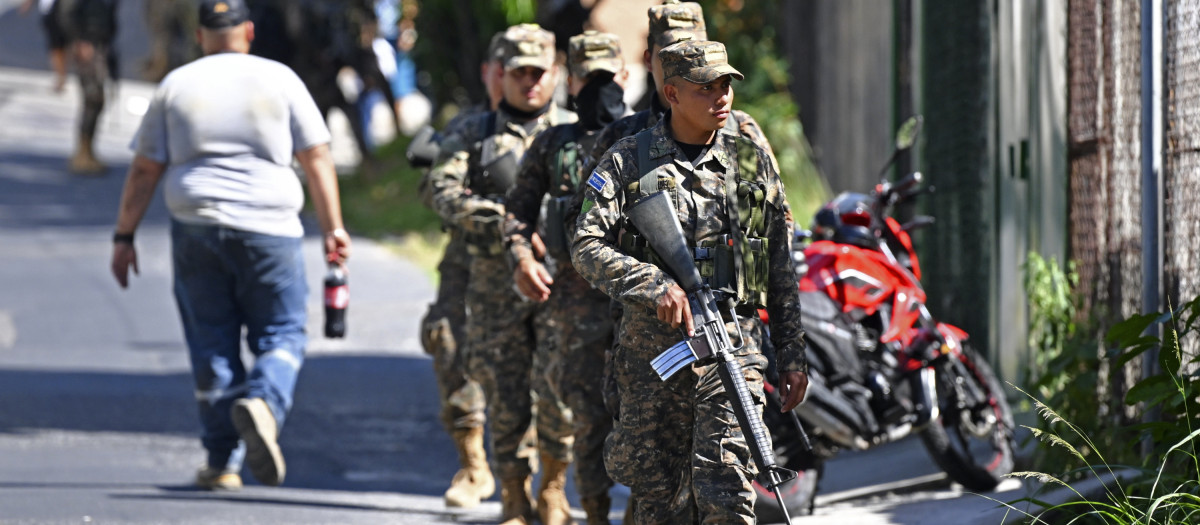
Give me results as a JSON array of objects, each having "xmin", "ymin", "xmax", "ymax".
[{"xmin": 130, "ymin": 53, "xmax": 331, "ymax": 238}]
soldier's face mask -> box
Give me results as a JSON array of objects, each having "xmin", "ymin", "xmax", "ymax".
[{"xmin": 571, "ymin": 72, "xmax": 626, "ymax": 131}]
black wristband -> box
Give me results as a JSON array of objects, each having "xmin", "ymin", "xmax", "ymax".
[{"xmin": 113, "ymin": 232, "xmax": 135, "ymax": 244}]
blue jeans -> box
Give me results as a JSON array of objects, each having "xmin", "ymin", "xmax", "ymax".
[{"xmin": 170, "ymin": 220, "xmax": 308, "ymax": 471}]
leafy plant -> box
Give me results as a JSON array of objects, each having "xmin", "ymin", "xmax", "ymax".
[
  {"xmin": 1022, "ymin": 252, "xmax": 1138, "ymax": 473},
  {"xmin": 994, "ymin": 295, "xmax": 1200, "ymax": 524}
]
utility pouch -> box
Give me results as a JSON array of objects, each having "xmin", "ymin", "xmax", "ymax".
[
  {"xmin": 617, "ymin": 230, "xmax": 664, "ymax": 269},
  {"xmin": 480, "ymin": 150, "xmax": 519, "ymax": 196},
  {"xmin": 542, "ymin": 194, "xmax": 573, "ymax": 257},
  {"xmin": 741, "ymin": 236, "xmax": 770, "ymax": 308},
  {"xmin": 696, "ymin": 235, "xmax": 737, "ymax": 296}
]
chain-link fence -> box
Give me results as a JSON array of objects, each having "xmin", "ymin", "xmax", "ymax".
[
  {"xmin": 1165, "ymin": 2, "xmax": 1200, "ymax": 354},
  {"xmin": 1069, "ymin": 0, "xmax": 1200, "ymax": 370}
]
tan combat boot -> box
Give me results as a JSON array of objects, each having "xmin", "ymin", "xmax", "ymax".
[
  {"xmin": 537, "ymin": 454, "xmax": 577, "ymax": 525},
  {"xmin": 69, "ymin": 135, "xmax": 106, "ymax": 175},
  {"xmin": 444, "ymin": 426, "xmax": 495, "ymax": 507},
  {"xmin": 499, "ymin": 476, "xmax": 535, "ymax": 525},
  {"xmin": 580, "ymin": 493, "xmax": 611, "ymax": 525}
]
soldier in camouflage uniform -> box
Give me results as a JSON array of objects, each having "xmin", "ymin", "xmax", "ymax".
[
  {"xmin": 413, "ymin": 31, "xmax": 506, "ymax": 511},
  {"xmin": 503, "ymin": 31, "xmax": 629, "ymax": 525},
  {"xmin": 58, "ymin": 0, "xmax": 119, "ymax": 175},
  {"xmin": 567, "ymin": 0, "xmax": 794, "ymax": 428},
  {"xmin": 570, "ymin": 40, "xmax": 809, "ymax": 524},
  {"xmin": 427, "ymin": 24, "xmax": 576, "ymax": 525}
]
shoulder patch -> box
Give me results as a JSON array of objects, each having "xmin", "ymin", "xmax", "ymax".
[{"xmin": 587, "ymin": 172, "xmax": 607, "ymax": 193}]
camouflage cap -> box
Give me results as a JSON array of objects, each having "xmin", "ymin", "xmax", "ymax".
[
  {"xmin": 568, "ymin": 31, "xmax": 623, "ymax": 78},
  {"xmin": 659, "ymin": 40, "xmax": 743, "ymax": 84},
  {"xmin": 648, "ymin": 0, "xmax": 707, "ymax": 49},
  {"xmin": 486, "ymin": 31, "xmax": 507, "ymax": 64},
  {"xmin": 498, "ymin": 23, "xmax": 556, "ymax": 71}
]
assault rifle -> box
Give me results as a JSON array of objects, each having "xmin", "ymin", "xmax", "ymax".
[{"xmin": 625, "ymin": 191, "xmax": 799, "ymax": 524}]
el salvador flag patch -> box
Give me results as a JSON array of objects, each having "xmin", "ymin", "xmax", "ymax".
[{"xmin": 587, "ymin": 172, "xmax": 607, "ymax": 193}]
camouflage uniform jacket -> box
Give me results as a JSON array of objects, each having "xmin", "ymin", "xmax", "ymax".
[
  {"xmin": 505, "ymin": 121, "xmax": 598, "ymax": 269},
  {"xmin": 418, "ymin": 103, "xmax": 489, "ymax": 213},
  {"xmin": 428, "ymin": 104, "xmax": 575, "ymax": 244},
  {"xmin": 569, "ymin": 102, "xmax": 791, "ymax": 242},
  {"xmin": 571, "ymin": 116, "xmax": 807, "ymax": 374}
]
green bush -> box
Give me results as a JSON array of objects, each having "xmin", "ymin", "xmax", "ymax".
[
  {"xmin": 1007, "ymin": 262, "xmax": 1200, "ymax": 523},
  {"xmin": 1023, "ymin": 252, "xmax": 1140, "ymax": 474}
]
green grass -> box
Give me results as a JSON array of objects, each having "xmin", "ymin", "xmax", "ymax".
[
  {"xmin": 984, "ymin": 297, "xmax": 1200, "ymax": 524},
  {"xmin": 339, "ymin": 136, "xmax": 443, "ymax": 238}
]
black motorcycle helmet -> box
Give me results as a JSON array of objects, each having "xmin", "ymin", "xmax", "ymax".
[{"xmin": 810, "ymin": 192, "xmax": 878, "ymax": 249}]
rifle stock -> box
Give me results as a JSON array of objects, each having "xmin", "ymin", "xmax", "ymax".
[{"xmin": 626, "ymin": 191, "xmax": 797, "ymax": 524}]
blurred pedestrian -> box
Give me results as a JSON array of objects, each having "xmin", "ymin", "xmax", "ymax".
[
  {"xmin": 57, "ymin": 0, "xmax": 118, "ymax": 175},
  {"xmin": 426, "ymin": 23, "xmax": 576, "ymax": 525},
  {"xmin": 503, "ymin": 30, "xmax": 629, "ymax": 524},
  {"xmin": 19, "ymin": 0, "xmax": 68, "ymax": 92},
  {"xmin": 141, "ymin": 0, "xmax": 199, "ymax": 81},
  {"xmin": 109, "ymin": 0, "xmax": 350, "ymax": 491}
]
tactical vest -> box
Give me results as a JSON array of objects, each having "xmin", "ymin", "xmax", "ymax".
[
  {"xmin": 462, "ymin": 112, "xmax": 520, "ymax": 256},
  {"xmin": 619, "ymin": 121, "xmax": 772, "ymax": 309},
  {"xmin": 541, "ymin": 125, "xmax": 587, "ymax": 257}
]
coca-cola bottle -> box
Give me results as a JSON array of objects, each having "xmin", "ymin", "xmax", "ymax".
[{"xmin": 323, "ymin": 262, "xmax": 348, "ymax": 338}]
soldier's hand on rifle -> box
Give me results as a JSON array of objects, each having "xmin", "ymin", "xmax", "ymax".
[
  {"xmin": 779, "ymin": 371, "xmax": 809, "ymax": 412},
  {"xmin": 656, "ymin": 283, "xmax": 695, "ymax": 337},
  {"xmin": 514, "ymin": 257, "xmax": 553, "ymax": 302}
]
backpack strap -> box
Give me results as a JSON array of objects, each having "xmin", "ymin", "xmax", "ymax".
[
  {"xmin": 635, "ymin": 127, "xmax": 658, "ymax": 197},
  {"xmin": 724, "ymin": 134, "xmax": 748, "ymax": 304}
]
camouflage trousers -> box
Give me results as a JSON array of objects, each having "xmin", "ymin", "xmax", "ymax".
[
  {"xmin": 605, "ymin": 312, "xmax": 766, "ymax": 524},
  {"xmin": 464, "ymin": 254, "xmax": 573, "ymax": 481},
  {"xmin": 543, "ymin": 265, "xmax": 614, "ymax": 499},
  {"xmin": 420, "ymin": 233, "xmax": 486, "ymax": 433},
  {"xmin": 75, "ymin": 40, "xmax": 108, "ymax": 141}
]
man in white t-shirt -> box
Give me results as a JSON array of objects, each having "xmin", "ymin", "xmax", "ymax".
[{"xmin": 108, "ymin": 0, "xmax": 351, "ymax": 491}]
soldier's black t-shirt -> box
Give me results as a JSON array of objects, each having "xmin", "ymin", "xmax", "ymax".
[{"xmin": 675, "ymin": 140, "xmax": 710, "ymax": 164}]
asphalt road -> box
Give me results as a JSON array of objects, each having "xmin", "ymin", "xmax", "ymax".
[{"xmin": 0, "ymin": 3, "xmax": 1045, "ymax": 522}]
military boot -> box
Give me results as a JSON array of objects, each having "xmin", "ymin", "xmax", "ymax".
[
  {"xmin": 444, "ymin": 426, "xmax": 494, "ymax": 507},
  {"xmin": 537, "ymin": 454, "xmax": 577, "ymax": 525},
  {"xmin": 499, "ymin": 476, "xmax": 535, "ymax": 525},
  {"xmin": 580, "ymin": 493, "xmax": 611, "ymax": 525},
  {"xmin": 69, "ymin": 135, "xmax": 106, "ymax": 175}
]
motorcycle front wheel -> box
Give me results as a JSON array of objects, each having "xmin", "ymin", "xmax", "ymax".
[{"xmin": 918, "ymin": 345, "xmax": 1015, "ymax": 491}]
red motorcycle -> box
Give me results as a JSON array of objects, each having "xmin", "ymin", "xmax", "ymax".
[{"xmin": 755, "ymin": 117, "xmax": 1015, "ymax": 519}]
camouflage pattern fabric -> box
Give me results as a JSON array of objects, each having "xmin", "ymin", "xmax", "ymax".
[
  {"xmin": 504, "ymin": 122, "xmax": 614, "ymax": 499},
  {"xmin": 415, "ymin": 103, "xmax": 493, "ymax": 436},
  {"xmin": 659, "ymin": 39, "xmax": 744, "ymax": 83},
  {"xmin": 647, "ymin": 0, "xmax": 707, "ymax": 48},
  {"xmin": 567, "ymin": 30, "xmax": 622, "ymax": 79},
  {"xmin": 496, "ymin": 23, "xmax": 555, "ymax": 71},
  {"xmin": 419, "ymin": 229, "xmax": 486, "ymax": 432},
  {"xmin": 428, "ymin": 104, "xmax": 577, "ymax": 480},
  {"xmin": 75, "ymin": 40, "xmax": 109, "ymax": 142},
  {"xmin": 570, "ymin": 117, "xmax": 806, "ymax": 523}
]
